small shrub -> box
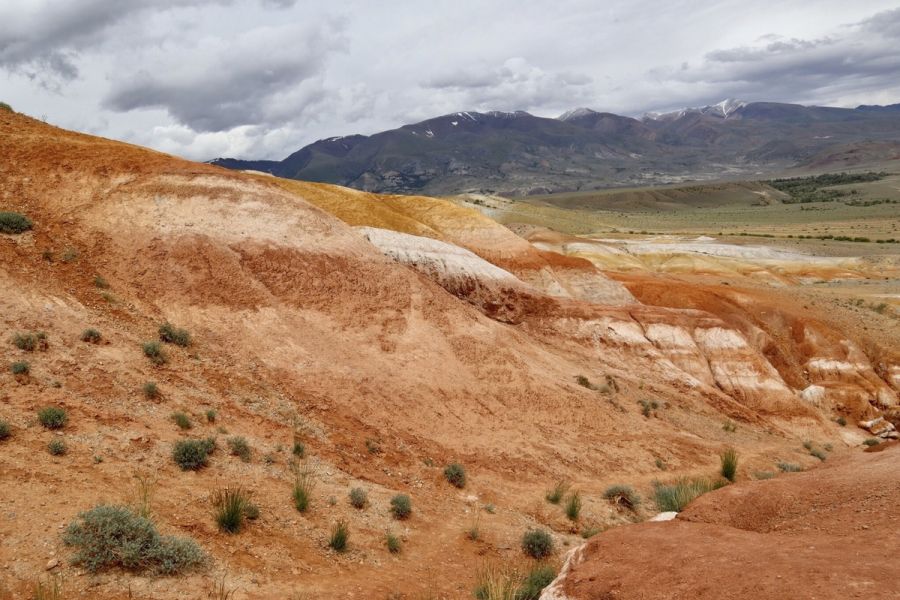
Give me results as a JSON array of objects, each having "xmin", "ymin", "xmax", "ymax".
[
  {"xmin": 205, "ymin": 409, "xmax": 217, "ymax": 423},
  {"xmin": 390, "ymin": 494, "xmax": 412, "ymax": 520},
  {"xmin": 444, "ymin": 462, "xmax": 466, "ymax": 488},
  {"xmin": 653, "ymin": 478, "xmax": 715, "ymax": 512},
  {"xmin": 521, "ymin": 529, "xmax": 553, "ymax": 559},
  {"xmin": 603, "ymin": 485, "xmax": 640, "ymax": 511},
  {"xmin": 159, "ymin": 323, "xmax": 191, "ymax": 347},
  {"xmin": 484, "ymin": 503, "xmax": 496, "ymax": 514},
  {"xmin": 639, "ymin": 399, "xmax": 659, "ymax": 417},
  {"xmin": 517, "ymin": 564, "xmax": 556, "ymax": 600},
  {"xmin": 580, "ymin": 525, "xmax": 602, "ymax": 539},
  {"xmin": 575, "ymin": 375, "xmax": 593, "ymax": 389},
  {"xmin": 385, "ymin": 531, "xmax": 402, "ymax": 553},
  {"xmin": 328, "ymin": 519, "xmax": 349, "ymax": 552},
  {"xmin": 63, "ymin": 505, "xmax": 205, "ymax": 574},
  {"xmin": 836, "ymin": 416, "xmax": 847, "ymax": 427},
  {"xmin": 172, "ymin": 412, "xmax": 192, "ymax": 430},
  {"xmin": 863, "ymin": 438, "xmax": 880, "ymax": 447},
  {"xmin": 754, "ymin": 471, "xmax": 775, "ymax": 480},
  {"xmin": 365, "ymin": 438, "xmax": 382, "ymax": 454},
  {"xmin": 93, "ymin": 275, "xmax": 109, "ymax": 289},
  {"xmin": 61, "ymin": 248, "xmax": 78, "ymax": 262},
  {"xmin": 172, "ymin": 439, "xmax": 213, "ymax": 471},
  {"xmin": 13, "ymin": 331, "xmax": 47, "ymax": 351},
  {"xmin": 48, "ymin": 438, "xmax": 67, "ymax": 456},
  {"xmin": 0, "ymin": 211, "xmax": 32, "ymax": 234},
  {"xmin": 545, "ymin": 480, "xmax": 569, "ymax": 504},
  {"xmin": 80, "ymin": 328, "xmax": 102, "ymax": 343},
  {"xmin": 802, "ymin": 440, "xmax": 813, "ymax": 451},
  {"xmin": 142, "ymin": 341, "xmax": 167, "ymax": 365},
  {"xmin": 655, "ymin": 457, "xmax": 666, "ymax": 470},
  {"xmin": 777, "ymin": 462, "xmax": 803, "ymax": 472},
  {"xmin": 349, "ymin": 487, "xmax": 368, "ymax": 509},
  {"xmin": 0, "ymin": 420, "xmax": 10, "ymax": 440},
  {"xmin": 292, "ymin": 441, "xmax": 305, "ymax": 457},
  {"xmin": 720, "ymin": 447, "xmax": 738, "ymax": 482},
  {"xmin": 38, "ymin": 406, "xmax": 68, "ymax": 429},
  {"xmin": 227, "ymin": 436, "xmax": 251, "ymax": 462},
  {"xmin": 823, "ymin": 443, "xmax": 833, "ymax": 452},
  {"xmin": 11, "ymin": 361, "xmax": 29, "ymax": 375},
  {"xmin": 0, "ymin": 101, "xmax": 13, "ymax": 112},
  {"xmin": 564, "ymin": 491, "xmax": 582, "ymax": 521},
  {"xmin": 244, "ymin": 502, "xmax": 260, "ymax": 520},
  {"xmin": 722, "ymin": 420, "xmax": 737, "ymax": 433},
  {"xmin": 211, "ymin": 487, "xmax": 251, "ymax": 534},
  {"xmin": 142, "ymin": 381, "xmax": 160, "ymax": 400},
  {"xmin": 809, "ymin": 448, "xmax": 827, "ymax": 461},
  {"xmin": 291, "ymin": 463, "xmax": 316, "ymax": 513}
]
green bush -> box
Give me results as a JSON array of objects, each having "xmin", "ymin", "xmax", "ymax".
[
  {"xmin": 205, "ymin": 409, "xmax": 217, "ymax": 423},
  {"xmin": 0, "ymin": 211, "xmax": 32, "ymax": 234},
  {"xmin": 521, "ymin": 529, "xmax": 553, "ymax": 559},
  {"xmin": 172, "ymin": 412, "xmax": 192, "ymax": 430},
  {"xmin": 63, "ymin": 505, "xmax": 205, "ymax": 574},
  {"xmin": 564, "ymin": 491, "xmax": 582, "ymax": 521},
  {"xmin": 292, "ymin": 440, "xmax": 305, "ymax": 458},
  {"xmin": 292, "ymin": 463, "xmax": 316, "ymax": 513},
  {"xmin": 720, "ymin": 447, "xmax": 738, "ymax": 482},
  {"xmin": 349, "ymin": 487, "xmax": 368, "ymax": 509},
  {"xmin": 211, "ymin": 487, "xmax": 251, "ymax": 534},
  {"xmin": 385, "ymin": 532, "xmax": 402, "ymax": 554},
  {"xmin": 38, "ymin": 406, "xmax": 68, "ymax": 429},
  {"xmin": 93, "ymin": 275, "xmax": 109, "ymax": 289},
  {"xmin": 653, "ymin": 478, "xmax": 717, "ymax": 512},
  {"xmin": 545, "ymin": 480, "xmax": 569, "ymax": 504},
  {"xmin": 863, "ymin": 438, "xmax": 880, "ymax": 447},
  {"xmin": 444, "ymin": 463, "xmax": 466, "ymax": 488},
  {"xmin": 159, "ymin": 323, "xmax": 191, "ymax": 347},
  {"xmin": 328, "ymin": 519, "xmax": 349, "ymax": 552},
  {"xmin": 142, "ymin": 341, "xmax": 167, "ymax": 365},
  {"xmin": 80, "ymin": 328, "xmax": 102, "ymax": 343},
  {"xmin": 603, "ymin": 485, "xmax": 640, "ymax": 511},
  {"xmin": 142, "ymin": 381, "xmax": 160, "ymax": 400},
  {"xmin": 172, "ymin": 438, "xmax": 213, "ymax": 471},
  {"xmin": 13, "ymin": 331, "xmax": 47, "ymax": 351},
  {"xmin": 0, "ymin": 101, "xmax": 12, "ymax": 112},
  {"xmin": 516, "ymin": 564, "xmax": 556, "ymax": 600},
  {"xmin": 0, "ymin": 420, "xmax": 10, "ymax": 440},
  {"xmin": 390, "ymin": 494, "xmax": 412, "ymax": 520},
  {"xmin": 227, "ymin": 436, "xmax": 251, "ymax": 462},
  {"xmin": 777, "ymin": 462, "xmax": 803, "ymax": 473},
  {"xmin": 11, "ymin": 361, "xmax": 29, "ymax": 375},
  {"xmin": 48, "ymin": 438, "xmax": 67, "ymax": 456}
]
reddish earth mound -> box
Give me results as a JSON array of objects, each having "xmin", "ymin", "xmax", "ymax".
[{"xmin": 551, "ymin": 445, "xmax": 900, "ymax": 600}]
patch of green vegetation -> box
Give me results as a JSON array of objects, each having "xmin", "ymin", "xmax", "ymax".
[
  {"xmin": 639, "ymin": 399, "xmax": 659, "ymax": 417},
  {"xmin": 653, "ymin": 478, "xmax": 718, "ymax": 512},
  {"xmin": 754, "ymin": 471, "xmax": 775, "ymax": 480},
  {"xmin": 349, "ymin": 487, "xmax": 368, "ymax": 509},
  {"xmin": 722, "ymin": 420, "xmax": 738, "ymax": 433},
  {"xmin": 328, "ymin": 519, "xmax": 349, "ymax": 552},
  {"xmin": 516, "ymin": 564, "xmax": 557, "ymax": 600},
  {"xmin": 211, "ymin": 487, "xmax": 252, "ymax": 534},
  {"xmin": 13, "ymin": 331, "xmax": 47, "ymax": 352},
  {"xmin": 80, "ymin": 328, "xmax": 102, "ymax": 343},
  {"xmin": 603, "ymin": 485, "xmax": 640, "ymax": 511},
  {"xmin": 0, "ymin": 101, "xmax": 12, "ymax": 112},
  {"xmin": 720, "ymin": 447, "xmax": 738, "ymax": 482},
  {"xmin": 777, "ymin": 462, "xmax": 803, "ymax": 473},
  {"xmin": 142, "ymin": 341, "xmax": 167, "ymax": 365},
  {"xmin": 38, "ymin": 406, "xmax": 68, "ymax": 429},
  {"xmin": 205, "ymin": 409, "xmax": 217, "ymax": 423},
  {"xmin": 444, "ymin": 462, "xmax": 466, "ymax": 488},
  {"xmin": 291, "ymin": 463, "xmax": 316, "ymax": 513},
  {"xmin": 172, "ymin": 412, "xmax": 192, "ymax": 430},
  {"xmin": 521, "ymin": 529, "xmax": 553, "ymax": 559},
  {"xmin": 227, "ymin": 436, "xmax": 251, "ymax": 462},
  {"xmin": 385, "ymin": 531, "xmax": 402, "ymax": 553},
  {"xmin": 63, "ymin": 505, "xmax": 205, "ymax": 574},
  {"xmin": 564, "ymin": 491, "xmax": 582, "ymax": 521},
  {"xmin": 767, "ymin": 172, "xmax": 887, "ymax": 204},
  {"xmin": 390, "ymin": 494, "xmax": 412, "ymax": 520},
  {"xmin": 0, "ymin": 420, "xmax": 10, "ymax": 440},
  {"xmin": 836, "ymin": 416, "xmax": 847, "ymax": 427},
  {"xmin": 11, "ymin": 360, "xmax": 30, "ymax": 375},
  {"xmin": 863, "ymin": 438, "xmax": 880, "ymax": 447},
  {"xmin": 0, "ymin": 211, "xmax": 32, "ymax": 234},
  {"xmin": 142, "ymin": 381, "xmax": 160, "ymax": 400},
  {"xmin": 172, "ymin": 438, "xmax": 214, "ymax": 471},
  {"xmin": 545, "ymin": 479, "xmax": 569, "ymax": 504},
  {"xmin": 48, "ymin": 438, "xmax": 67, "ymax": 456},
  {"xmin": 93, "ymin": 275, "xmax": 109, "ymax": 289},
  {"xmin": 292, "ymin": 440, "xmax": 305, "ymax": 458},
  {"xmin": 158, "ymin": 323, "xmax": 191, "ymax": 347}
]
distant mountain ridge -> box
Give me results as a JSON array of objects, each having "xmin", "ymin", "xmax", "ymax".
[{"xmin": 211, "ymin": 100, "xmax": 900, "ymax": 195}]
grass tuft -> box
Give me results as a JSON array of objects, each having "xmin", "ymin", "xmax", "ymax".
[
  {"xmin": 142, "ymin": 381, "xmax": 160, "ymax": 400},
  {"xmin": 385, "ymin": 531, "xmax": 402, "ymax": 554},
  {"xmin": 291, "ymin": 462, "xmax": 316, "ymax": 513},
  {"xmin": 564, "ymin": 491, "xmax": 582, "ymax": 521},
  {"xmin": 80, "ymin": 328, "xmax": 102, "ymax": 344},
  {"xmin": 211, "ymin": 487, "xmax": 252, "ymax": 534},
  {"xmin": 158, "ymin": 323, "xmax": 191, "ymax": 347},
  {"xmin": 603, "ymin": 485, "xmax": 640, "ymax": 511},
  {"xmin": 545, "ymin": 480, "xmax": 569, "ymax": 504},
  {"xmin": 171, "ymin": 412, "xmax": 192, "ymax": 430},
  {"xmin": 777, "ymin": 461, "xmax": 803, "ymax": 472},
  {"xmin": 653, "ymin": 478, "xmax": 716, "ymax": 512},
  {"xmin": 720, "ymin": 447, "xmax": 738, "ymax": 482},
  {"xmin": 328, "ymin": 519, "xmax": 349, "ymax": 552},
  {"xmin": 142, "ymin": 341, "xmax": 167, "ymax": 365},
  {"xmin": 227, "ymin": 436, "xmax": 251, "ymax": 462}
]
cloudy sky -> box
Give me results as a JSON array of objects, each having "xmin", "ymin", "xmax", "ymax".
[{"xmin": 3, "ymin": 0, "xmax": 900, "ymax": 161}]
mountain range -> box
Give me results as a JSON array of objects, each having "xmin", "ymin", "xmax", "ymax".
[{"xmin": 211, "ymin": 100, "xmax": 900, "ymax": 195}]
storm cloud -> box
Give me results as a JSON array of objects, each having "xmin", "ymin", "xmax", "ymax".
[{"xmin": 1, "ymin": 0, "xmax": 898, "ymax": 160}]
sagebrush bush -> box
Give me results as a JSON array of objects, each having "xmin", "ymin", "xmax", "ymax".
[
  {"xmin": 63, "ymin": 505, "xmax": 205, "ymax": 574},
  {"xmin": 545, "ymin": 479, "xmax": 569, "ymax": 504},
  {"xmin": 0, "ymin": 211, "xmax": 32, "ymax": 234},
  {"xmin": 653, "ymin": 478, "xmax": 716, "ymax": 512},
  {"xmin": 159, "ymin": 323, "xmax": 191, "ymax": 347},
  {"xmin": 0, "ymin": 420, "xmax": 10, "ymax": 440},
  {"xmin": 0, "ymin": 101, "xmax": 13, "ymax": 112},
  {"xmin": 205, "ymin": 409, "xmax": 217, "ymax": 423},
  {"xmin": 11, "ymin": 361, "xmax": 29, "ymax": 375},
  {"xmin": 142, "ymin": 381, "xmax": 160, "ymax": 400},
  {"xmin": 172, "ymin": 438, "xmax": 214, "ymax": 470},
  {"xmin": 720, "ymin": 447, "xmax": 738, "ymax": 482},
  {"xmin": 385, "ymin": 531, "xmax": 402, "ymax": 554},
  {"xmin": 564, "ymin": 491, "xmax": 582, "ymax": 521},
  {"xmin": 809, "ymin": 448, "xmax": 827, "ymax": 461},
  {"xmin": 777, "ymin": 462, "xmax": 803, "ymax": 472},
  {"xmin": 349, "ymin": 487, "xmax": 368, "ymax": 509},
  {"xmin": 38, "ymin": 406, "xmax": 68, "ymax": 429},
  {"xmin": 227, "ymin": 436, "xmax": 251, "ymax": 461},
  {"xmin": 211, "ymin": 487, "xmax": 251, "ymax": 534},
  {"xmin": 48, "ymin": 438, "xmax": 67, "ymax": 456},
  {"xmin": 517, "ymin": 564, "xmax": 557, "ymax": 600},
  {"xmin": 521, "ymin": 528, "xmax": 553, "ymax": 559},
  {"xmin": 390, "ymin": 494, "xmax": 412, "ymax": 520},
  {"xmin": 142, "ymin": 341, "xmax": 167, "ymax": 365},
  {"xmin": 13, "ymin": 331, "xmax": 47, "ymax": 351},
  {"xmin": 329, "ymin": 519, "xmax": 349, "ymax": 552},
  {"xmin": 172, "ymin": 412, "xmax": 192, "ymax": 430},
  {"xmin": 444, "ymin": 463, "xmax": 466, "ymax": 488},
  {"xmin": 80, "ymin": 328, "xmax": 102, "ymax": 343},
  {"xmin": 863, "ymin": 438, "xmax": 880, "ymax": 447},
  {"xmin": 603, "ymin": 485, "xmax": 640, "ymax": 511}
]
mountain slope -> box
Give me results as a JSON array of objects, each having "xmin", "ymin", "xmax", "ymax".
[{"xmin": 212, "ymin": 101, "xmax": 900, "ymax": 195}]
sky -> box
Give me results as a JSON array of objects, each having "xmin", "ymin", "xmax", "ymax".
[{"xmin": 2, "ymin": 0, "xmax": 900, "ymax": 161}]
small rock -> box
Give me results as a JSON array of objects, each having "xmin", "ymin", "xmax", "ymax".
[{"xmin": 46, "ymin": 559, "xmax": 59, "ymax": 570}]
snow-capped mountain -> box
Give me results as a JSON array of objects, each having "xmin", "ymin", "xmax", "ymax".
[{"xmin": 643, "ymin": 99, "xmax": 747, "ymax": 121}]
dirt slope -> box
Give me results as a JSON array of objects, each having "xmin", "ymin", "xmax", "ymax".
[{"xmin": 548, "ymin": 445, "xmax": 900, "ymax": 600}]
